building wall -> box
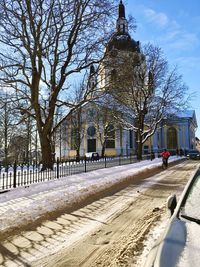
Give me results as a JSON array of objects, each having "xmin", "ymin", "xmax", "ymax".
[
  {"xmin": 55, "ymin": 112, "xmax": 197, "ymax": 159},
  {"xmin": 150, "ymin": 116, "xmax": 197, "ymax": 154},
  {"xmin": 55, "ymin": 108, "xmax": 134, "ymax": 159}
]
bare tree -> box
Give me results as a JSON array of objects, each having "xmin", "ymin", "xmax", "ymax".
[
  {"xmin": 92, "ymin": 98, "xmax": 119, "ymax": 157},
  {"xmin": 69, "ymin": 107, "xmax": 85, "ymax": 160},
  {"xmin": 0, "ymin": 0, "xmax": 116, "ymax": 169},
  {"xmin": 0, "ymin": 92, "xmax": 22, "ymax": 165},
  {"xmin": 54, "ymin": 73, "xmax": 94, "ymax": 161},
  {"xmin": 110, "ymin": 44, "xmax": 189, "ymax": 159}
]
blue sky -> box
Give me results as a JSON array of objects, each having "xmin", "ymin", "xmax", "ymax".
[{"xmin": 125, "ymin": 0, "xmax": 200, "ymax": 137}]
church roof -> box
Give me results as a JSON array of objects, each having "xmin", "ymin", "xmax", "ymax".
[
  {"xmin": 168, "ymin": 110, "xmax": 198, "ymax": 128},
  {"xmin": 178, "ymin": 110, "xmax": 197, "ymax": 127},
  {"xmin": 107, "ymin": 32, "xmax": 140, "ymax": 53},
  {"xmin": 176, "ymin": 110, "xmax": 195, "ymax": 118}
]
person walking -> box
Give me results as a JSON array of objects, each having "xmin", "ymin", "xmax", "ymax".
[{"xmin": 161, "ymin": 149, "xmax": 170, "ymax": 169}]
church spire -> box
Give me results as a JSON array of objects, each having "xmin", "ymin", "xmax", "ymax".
[
  {"xmin": 119, "ymin": 0, "xmax": 125, "ymax": 18},
  {"xmin": 116, "ymin": 0, "xmax": 128, "ymax": 34}
]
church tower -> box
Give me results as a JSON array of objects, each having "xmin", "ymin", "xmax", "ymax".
[
  {"xmin": 99, "ymin": 0, "xmax": 142, "ymax": 92},
  {"xmin": 107, "ymin": 0, "xmax": 140, "ymax": 54},
  {"xmin": 116, "ymin": 0, "xmax": 128, "ymax": 34}
]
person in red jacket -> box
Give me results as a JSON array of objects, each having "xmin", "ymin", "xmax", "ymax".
[{"xmin": 161, "ymin": 149, "xmax": 170, "ymax": 168}]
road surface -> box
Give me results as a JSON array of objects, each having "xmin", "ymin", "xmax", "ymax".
[{"xmin": 0, "ymin": 160, "xmax": 198, "ymax": 267}]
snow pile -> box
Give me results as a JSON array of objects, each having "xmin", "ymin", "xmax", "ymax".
[{"xmin": 0, "ymin": 156, "xmax": 183, "ymax": 234}]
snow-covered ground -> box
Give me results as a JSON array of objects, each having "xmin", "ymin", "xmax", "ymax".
[{"xmin": 0, "ymin": 156, "xmax": 183, "ymax": 235}]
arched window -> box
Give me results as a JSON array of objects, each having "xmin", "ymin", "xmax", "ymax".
[
  {"xmin": 167, "ymin": 127, "xmax": 177, "ymax": 149},
  {"xmin": 105, "ymin": 124, "xmax": 115, "ymax": 148},
  {"xmin": 71, "ymin": 128, "xmax": 80, "ymax": 150},
  {"xmin": 110, "ymin": 69, "xmax": 117, "ymax": 82}
]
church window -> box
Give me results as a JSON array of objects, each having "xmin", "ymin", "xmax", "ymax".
[
  {"xmin": 87, "ymin": 126, "xmax": 96, "ymax": 137},
  {"xmin": 105, "ymin": 124, "xmax": 115, "ymax": 148},
  {"xmin": 71, "ymin": 128, "xmax": 80, "ymax": 150},
  {"xmin": 157, "ymin": 132, "xmax": 160, "ymax": 141},
  {"xmin": 167, "ymin": 127, "xmax": 177, "ymax": 149},
  {"xmin": 118, "ymin": 25, "xmax": 120, "ymax": 32},
  {"xmin": 111, "ymin": 69, "xmax": 117, "ymax": 82},
  {"xmin": 143, "ymin": 145, "xmax": 149, "ymax": 154}
]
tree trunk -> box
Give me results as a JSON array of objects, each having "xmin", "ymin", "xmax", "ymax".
[
  {"xmin": 40, "ymin": 133, "xmax": 54, "ymax": 170},
  {"xmin": 76, "ymin": 149, "xmax": 80, "ymax": 162},
  {"xmin": 101, "ymin": 142, "xmax": 106, "ymax": 158},
  {"xmin": 136, "ymin": 132, "xmax": 143, "ymax": 160},
  {"xmin": 4, "ymin": 128, "xmax": 8, "ymax": 166},
  {"xmin": 26, "ymin": 117, "xmax": 31, "ymax": 164},
  {"xmin": 137, "ymin": 142, "xmax": 143, "ymax": 160},
  {"xmin": 4, "ymin": 101, "xmax": 8, "ymax": 167}
]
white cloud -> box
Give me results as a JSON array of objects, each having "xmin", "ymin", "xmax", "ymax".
[
  {"xmin": 170, "ymin": 33, "xmax": 199, "ymax": 50},
  {"xmin": 160, "ymin": 31, "xmax": 199, "ymax": 52},
  {"xmin": 144, "ymin": 8, "xmax": 168, "ymax": 27},
  {"xmin": 175, "ymin": 56, "xmax": 200, "ymax": 70},
  {"xmin": 142, "ymin": 8, "xmax": 199, "ymax": 52},
  {"xmin": 164, "ymin": 30, "xmax": 179, "ymax": 41}
]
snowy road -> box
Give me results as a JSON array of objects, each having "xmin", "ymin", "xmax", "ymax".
[{"xmin": 0, "ymin": 160, "xmax": 198, "ymax": 267}]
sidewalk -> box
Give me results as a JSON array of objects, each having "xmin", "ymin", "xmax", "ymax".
[{"xmin": 0, "ymin": 156, "xmax": 183, "ymax": 235}]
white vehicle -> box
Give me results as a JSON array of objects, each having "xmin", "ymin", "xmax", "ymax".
[
  {"xmin": 85, "ymin": 152, "xmax": 99, "ymax": 160},
  {"xmin": 144, "ymin": 166, "xmax": 200, "ymax": 267}
]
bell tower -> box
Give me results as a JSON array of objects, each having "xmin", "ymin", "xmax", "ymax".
[{"xmin": 116, "ymin": 0, "xmax": 128, "ymax": 34}]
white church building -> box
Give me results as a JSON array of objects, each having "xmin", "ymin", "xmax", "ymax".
[{"xmin": 54, "ymin": 1, "xmax": 197, "ymax": 160}]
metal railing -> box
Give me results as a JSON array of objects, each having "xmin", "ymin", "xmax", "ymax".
[{"xmin": 0, "ymin": 154, "xmax": 154, "ymax": 191}]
